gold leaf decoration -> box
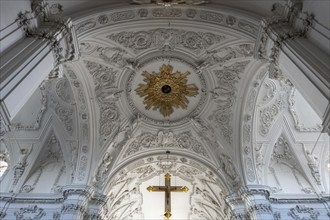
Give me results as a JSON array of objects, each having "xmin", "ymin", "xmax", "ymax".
[{"xmin": 135, "ymin": 64, "xmax": 199, "ymax": 117}]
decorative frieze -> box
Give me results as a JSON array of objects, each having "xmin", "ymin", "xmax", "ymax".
[
  {"xmin": 152, "ymin": 8, "xmax": 182, "ymax": 17},
  {"xmin": 123, "ymin": 131, "xmax": 209, "ymax": 159},
  {"xmin": 131, "ymin": 0, "xmax": 208, "ymax": 5},
  {"xmin": 110, "ymin": 10, "xmax": 135, "ymax": 22},
  {"xmin": 107, "ymin": 28, "xmax": 225, "ymax": 54},
  {"xmin": 288, "ymin": 205, "xmax": 320, "ymax": 220},
  {"xmin": 14, "ymin": 205, "xmax": 46, "ymax": 220},
  {"xmin": 61, "ymin": 203, "xmax": 86, "ymax": 214},
  {"xmin": 248, "ymin": 203, "xmax": 272, "ymax": 214}
]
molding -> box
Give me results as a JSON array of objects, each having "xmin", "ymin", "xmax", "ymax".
[
  {"xmin": 74, "ymin": 6, "xmax": 259, "ymax": 39},
  {"xmin": 15, "ymin": 0, "xmax": 79, "ymax": 78}
]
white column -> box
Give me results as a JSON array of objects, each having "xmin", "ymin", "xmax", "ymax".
[
  {"xmin": 0, "ymin": 0, "xmax": 79, "ymax": 122},
  {"xmin": 60, "ymin": 185, "xmax": 92, "ymax": 220},
  {"xmin": 240, "ymin": 186, "xmax": 274, "ymax": 220},
  {"xmin": 254, "ymin": 0, "xmax": 330, "ymax": 132}
]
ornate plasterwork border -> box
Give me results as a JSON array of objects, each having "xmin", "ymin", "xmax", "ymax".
[
  {"xmin": 107, "ymin": 28, "xmax": 226, "ymax": 55},
  {"xmin": 126, "ymin": 55, "xmax": 207, "ymax": 126},
  {"xmin": 104, "ymin": 155, "xmax": 227, "ymax": 220},
  {"xmin": 74, "ymin": 6, "xmax": 259, "ymax": 39},
  {"xmin": 64, "ymin": 67, "xmax": 91, "ymax": 183},
  {"xmin": 241, "ymin": 65, "xmax": 268, "ymax": 184},
  {"xmin": 122, "ymin": 130, "xmax": 210, "ymax": 159},
  {"xmin": 209, "ymin": 60, "xmax": 251, "ymax": 145},
  {"xmin": 10, "ymin": 81, "xmax": 48, "ymax": 131},
  {"xmin": 288, "ymin": 88, "xmax": 322, "ymax": 132}
]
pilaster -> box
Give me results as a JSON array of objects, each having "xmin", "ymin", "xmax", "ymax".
[
  {"xmin": 254, "ymin": 0, "xmax": 329, "ymax": 124},
  {"xmin": 0, "ymin": 0, "xmax": 79, "ymax": 121},
  {"xmin": 225, "ymin": 193, "xmax": 247, "ymax": 220},
  {"xmin": 240, "ymin": 186, "xmax": 274, "ymax": 220},
  {"xmin": 60, "ymin": 185, "xmax": 92, "ymax": 220},
  {"xmin": 85, "ymin": 192, "xmax": 108, "ymax": 220}
]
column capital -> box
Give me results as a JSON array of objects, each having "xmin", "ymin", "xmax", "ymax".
[
  {"xmin": 255, "ymin": 0, "xmax": 313, "ymax": 63},
  {"xmin": 239, "ymin": 185, "xmax": 271, "ymax": 199},
  {"xmin": 16, "ymin": 0, "xmax": 79, "ymax": 78},
  {"xmin": 62, "ymin": 185, "xmax": 93, "ymax": 199}
]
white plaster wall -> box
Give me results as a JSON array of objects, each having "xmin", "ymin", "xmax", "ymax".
[{"xmin": 0, "ymin": 1, "xmax": 30, "ymax": 30}]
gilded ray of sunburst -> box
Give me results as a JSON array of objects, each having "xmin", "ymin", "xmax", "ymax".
[{"xmin": 135, "ymin": 64, "xmax": 199, "ymax": 117}]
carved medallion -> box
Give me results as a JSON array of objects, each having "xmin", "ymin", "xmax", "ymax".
[{"xmin": 135, "ymin": 64, "xmax": 199, "ymax": 117}]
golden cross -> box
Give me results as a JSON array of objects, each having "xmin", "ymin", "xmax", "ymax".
[{"xmin": 147, "ymin": 173, "xmax": 189, "ymax": 220}]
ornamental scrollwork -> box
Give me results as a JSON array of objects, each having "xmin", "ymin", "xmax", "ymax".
[
  {"xmin": 107, "ymin": 28, "xmax": 226, "ymax": 54},
  {"xmin": 209, "ymin": 61, "xmax": 250, "ymax": 144},
  {"xmin": 84, "ymin": 61, "xmax": 122, "ymax": 138},
  {"xmin": 123, "ymin": 131, "xmax": 209, "ymax": 158},
  {"xmin": 14, "ymin": 205, "xmax": 46, "ymax": 220},
  {"xmin": 259, "ymin": 96, "xmax": 287, "ymax": 136},
  {"xmin": 288, "ymin": 205, "xmax": 319, "ymax": 220}
]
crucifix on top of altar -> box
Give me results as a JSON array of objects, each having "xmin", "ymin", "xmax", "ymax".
[{"xmin": 147, "ymin": 172, "xmax": 189, "ymax": 219}]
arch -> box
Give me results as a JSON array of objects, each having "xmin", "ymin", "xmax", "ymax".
[{"xmin": 102, "ymin": 152, "xmax": 231, "ymax": 220}]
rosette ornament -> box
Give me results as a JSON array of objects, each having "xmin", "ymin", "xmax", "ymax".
[{"xmin": 135, "ymin": 64, "xmax": 198, "ymax": 117}]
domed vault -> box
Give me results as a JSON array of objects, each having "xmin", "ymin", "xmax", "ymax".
[{"xmin": 0, "ymin": 0, "xmax": 329, "ymax": 220}]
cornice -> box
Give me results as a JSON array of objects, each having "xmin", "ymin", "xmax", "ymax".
[{"xmin": 73, "ymin": 6, "xmax": 260, "ymax": 40}]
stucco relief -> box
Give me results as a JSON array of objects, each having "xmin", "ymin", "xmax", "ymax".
[
  {"xmin": 259, "ymin": 95, "xmax": 287, "ymax": 137},
  {"xmin": 13, "ymin": 148, "xmax": 32, "ymax": 186},
  {"xmin": 10, "ymin": 81, "xmax": 47, "ymax": 131},
  {"xmin": 190, "ymin": 117, "xmax": 220, "ymax": 149},
  {"xmin": 20, "ymin": 134, "xmax": 66, "ymax": 193},
  {"xmin": 110, "ymin": 10, "xmax": 135, "ymax": 22},
  {"xmin": 132, "ymin": 0, "xmax": 208, "ymax": 5},
  {"xmin": 216, "ymin": 153, "xmax": 241, "ymax": 187},
  {"xmin": 152, "ymin": 8, "xmax": 182, "ymax": 17},
  {"xmin": 209, "ymin": 61, "xmax": 250, "ymax": 144},
  {"xmin": 303, "ymin": 146, "xmax": 321, "ymax": 185},
  {"xmin": 76, "ymin": 21, "xmax": 96, "ymax": 34},
  {"xmin": 65, "ymin": 67, "xmax": 90, "ymax": 183},
  {"xmin": 238, "ymin": 21, "xmax": 258, "ymax": 35},
  {"xmin": 268, "ymin": 136, "xmax": 315, "ymax": 194},
  {"xmin": 93, "ymin": 152, "xmax": 114, "ymax": 190},
  {"xmin": 49, "ymin": 93, "xmax": 74, "ymax": 135},
  {"xmin": 190, "ymin": 179, "xmax": 227, "ymax": 219},
  {"xmin": 288, "ymin": 88, "xmax": 322, "ymax": 132},
  {"xmin": 197, "ymin": 43, "xmax": 253, "ymax": 71},
  {"xmin": 107, "ymin": 28, "xmax": 226, "ymax": 54},
  {"xmin": 98, "ymin": 46, "xmax": 135, "ymax": 69},
  {"xmin": 84, "ymin": 61, "xmax": 122, "ymax": 138},
  {"xmin": 259, "ymin": 79, "xmax": 277, "ymax": 106},
  {"xmin": 55, "ymin": 78, "xmax": 74, "ymax": 104},
  {"xmin": 288, "ymin": 205, "xmax": 320, "ymax": 220},
  {"xmin": 14, "ymin": 205, "xmax": 46, "ymax": 220},
  {"xmin": 106, "ymin": 172, "xmax": 143, "ymax": 219},
  {"xmin": 200, "ymin": 10, "xmax": 224, "ymax": 23},
  {"xmin": 123, "ymin": 131, "xmax": 209, "ymax": 159}
]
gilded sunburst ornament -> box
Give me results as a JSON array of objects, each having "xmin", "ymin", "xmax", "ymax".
[{"xmin": 135, "ymin": 64, "xmax": 199, "ymax": 117}]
